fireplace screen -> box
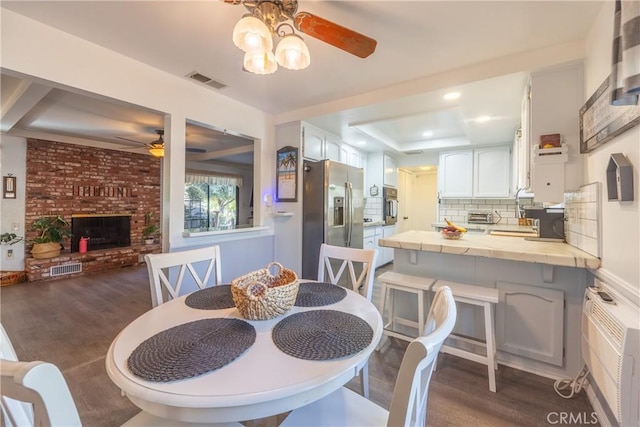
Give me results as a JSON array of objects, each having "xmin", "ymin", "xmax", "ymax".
[{"xmin": 71, "ymin": 215, "xmax": 131, "ymax": 252}]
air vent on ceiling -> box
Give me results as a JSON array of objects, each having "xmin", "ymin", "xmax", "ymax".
[
  {"xmin": 187, "ymin": 72, "xmax": 227, "ymax": 90},
  {"xmin": 404, "ymin": 150, "xmax": 424, "ymax": 155}
]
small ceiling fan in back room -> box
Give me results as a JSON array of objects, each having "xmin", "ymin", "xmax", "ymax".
[
  {"xmin": 224, "ymin": 0, "xmax": 377, "ymax": 74},
  {"xmin": 117, "ymin": 130, "xmax": 206, "ymax": 158}
]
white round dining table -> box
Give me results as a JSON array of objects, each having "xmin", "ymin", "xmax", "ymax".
[{"xmin": 105, "ymin": 284, "xmax": 383, "ymax": 423}]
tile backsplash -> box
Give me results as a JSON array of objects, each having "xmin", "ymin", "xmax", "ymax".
[
  {"xmin": 438, "ymin": 198, "xmax": 537, "ymax": 226},
  {"xmin": 364, "ymin": 197, "xmax": 383, "ymax": 222},
  {"xmin": 565, "ymin": 182, "xmax": 601, "ymax": 257}
]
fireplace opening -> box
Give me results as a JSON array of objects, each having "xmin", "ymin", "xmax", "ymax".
[{"xmin": 71, "ymin": 214, "xmax": 131, "ymax": 252}]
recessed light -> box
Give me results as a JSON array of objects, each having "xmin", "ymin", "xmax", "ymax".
[
  {"xmin": 475, "ymin": 115, "xmax": 491, "ymax": 123},
  {"xmin": 443, "ymin": 92, "xmax": 461, "ymax": 100},
  {"xmin": 356, "ymin": 140, "xmax": 366, "ymax": 146},
  {"xmin": 422, "ymin": 131, "xmax": 433, "ymax": 137},
  {"xmin": 419, "ymin": 166, "xmax": 433, "ymax": 171}
]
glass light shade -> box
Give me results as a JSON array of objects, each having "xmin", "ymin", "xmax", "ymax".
[
  {"xmin": 275, "ymin": 34, "xmax": 310, "ymax": 70},
  {"xmin": 232, "ymin": 16, "xmax": 273, "ymax": 54},
  {"xmin": 148, "ymin": 146, "xmax": 164, "ymax": 157},
  {"xmin": 244, "ymin": 51, "xmax": 278, "ymax": 75}
]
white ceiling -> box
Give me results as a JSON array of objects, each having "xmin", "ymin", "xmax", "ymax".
[{"xmin": 0, "ymin": 1, "xmax": 604, "ymax": 161}]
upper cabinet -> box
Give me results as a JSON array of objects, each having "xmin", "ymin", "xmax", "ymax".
[
  {"xmin": 474, "ymin": 147, "xmax": 511, "ymax": 198},
  {"xmin": 340, "ymin": 143, "xmax": 365, "ymax": 168},
  {"xmin": 366, "ymin": 152, "xmax": 398, "ymax": 193},
  {"xmin": 439, "ymin": 146, "xmax": 511, "ymax": 198},
  {"xmin": 438, "ymin": 150, "xmax": 473, "ymax": 197},
  {"xmin": 301, "ymin": 122, "xmax": 341, "ymax": 163},
  {"xmin": 383, "ymin": 154, "xmax": 397, "ymax": 187}
]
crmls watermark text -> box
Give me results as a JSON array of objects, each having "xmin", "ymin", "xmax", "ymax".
[{"xmin": 547, "ymin": 412, "xmax": 599, "ymax": 425}]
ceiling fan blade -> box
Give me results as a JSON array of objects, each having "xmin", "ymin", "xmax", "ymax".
[{"xmin": 294, "ymin": 12, "xmax": 376, "ymax": 59}]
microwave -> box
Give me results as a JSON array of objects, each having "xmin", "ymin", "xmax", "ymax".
[{"xmin": 467, "ymin": 212, "xmax": 493, "ymax": 224}]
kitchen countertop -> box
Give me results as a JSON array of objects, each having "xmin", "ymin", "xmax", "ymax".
[
  {"xmin": 364, "ymin": 221, "xmax": 385, "ymax": 228},
  {"xmin": 378, "ymin": 230, "xmax": 600, "ymax": 269},
  {"xmin": 431, "ymin": 222, "xmax": 536, "ymax": 233}
]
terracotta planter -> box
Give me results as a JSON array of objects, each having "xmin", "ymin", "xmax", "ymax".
[{"xmin": 32, "ymin": 242, "xmax": 62, "ymax": 259}]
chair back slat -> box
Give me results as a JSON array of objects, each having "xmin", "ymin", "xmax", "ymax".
[
  {"xmin": 387, "ymin": 286, "xmax": 457, "ymax": 427},
  {"xmin": 317, "ymin": 244, "xmax": 378, "ymax": 301},
  {"xmin": 145, "ymin": 245, "xmax": 222, "ymax": 307},
  {"xmin": 1, "ymin": 359, "xmax": 82, "ymax": 427}
]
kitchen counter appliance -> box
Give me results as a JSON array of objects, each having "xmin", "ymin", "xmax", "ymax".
[
  {"xmin": 524, "ymin": 208, "xmax": 565, "ymax": 240},
  {"xmin": 302, "ymin": 160, "xmax": 364, "ymax": 279},
  {"xmin": 467, "ymin": 212, "xmax": 494, "ymax": 224}
]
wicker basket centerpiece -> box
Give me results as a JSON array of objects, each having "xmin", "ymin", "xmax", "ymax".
[{"xmin": 231, "ymin": 262, "xmax": 299, "ymax": 320}]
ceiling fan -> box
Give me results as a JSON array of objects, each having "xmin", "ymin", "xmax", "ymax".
[
  {"xmin": 117, "ymin": 130, "xmax": 206, "ymax": 157},
  {"xmin": 117, "ymin": 129, "xmax": 165, "ymax": 157},
  {"xmin": 224, "ymin": 0, "xmax": 377, "ymax": 59}
]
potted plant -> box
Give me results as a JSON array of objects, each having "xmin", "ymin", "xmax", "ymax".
[
  {"xmin": 31, "ymin": 215, "xmax": 72, "ymax": 259},
  {"xmin": 142, "ymin": 224, "xmax": 159, "ymax": 245}
]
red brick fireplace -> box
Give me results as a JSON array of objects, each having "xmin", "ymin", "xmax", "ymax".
[{"xmin": 24, "ymin": 139, "xmax": 162, "ymax": 282}]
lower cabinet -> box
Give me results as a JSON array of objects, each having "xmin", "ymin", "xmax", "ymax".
[
  {"xmin": 496, "ymin": 282, "xmax": 564, "ymax": 366},
  {"xmin": 364, "ymin": 226, "xmax": 383, "ymax": 267}
]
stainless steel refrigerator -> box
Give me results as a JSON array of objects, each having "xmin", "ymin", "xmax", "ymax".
[{"xmin": 302, "ymin": 159, "xmax": 364, "ymax": 280}]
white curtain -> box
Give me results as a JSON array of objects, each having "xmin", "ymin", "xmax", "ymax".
[
  {"xmin": 611, "ymin": 0, "xmax": 640, "ymax": 106},
  {"xmin": 185, "ymin": 170, "xmax": 243, "ymax": 188}
]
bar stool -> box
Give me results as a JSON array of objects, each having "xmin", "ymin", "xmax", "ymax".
[
  {"xmin": 432, "ymin": 280, "xmax": 499, "ymax": 392},
  {"xmin": 377, "ymin": 271, "xmax": 436, "ymax": 345}
]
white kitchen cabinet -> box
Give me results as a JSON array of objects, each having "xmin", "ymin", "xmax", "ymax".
[
  {"xmin": 473, "ymin": 146, "xmax": 511, "ymax": 197},
  {"xmin": 439, "ymin": 147, "xmax": 511, "ymax": 198},
  {"xmin": 496, "ymin": 282, "xmax": 564, "ymax": 366},
  {"xmin": 383, "ymin": 154, "xmax": 397, "ymax": 187},
  {"xmin": 366, "ymin": 152, "xmax": 397, "ymax": 193},
  {"xmin": 301, "ymin": 123, "xmax": 341, "ymax": 162},
  {"xmin": 438, "ymin": 150, "xmax": 473, "ymax": 197},
  {"xmin": 324, "ymin": 133, "xmax": 342, "ymax": 163},
  {"xmin": 341, "ymin": 143, "xmax": 364, "ymax": 168}
]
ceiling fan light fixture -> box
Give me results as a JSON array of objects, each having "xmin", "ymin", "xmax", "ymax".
[
  {"xmin": 148, "ymin": 144, "xmax": 164, "ymax": 157},
  {"xmin": 244, "ymin": 50, "xmax": 278, "ymax": 75},
  {"xmin": 275, "ymin": 34, "xmax": 310, "ymax": 70},
  {"xmin": 232, "ymin": 15, "xmax": 273, "ymax": 53}
]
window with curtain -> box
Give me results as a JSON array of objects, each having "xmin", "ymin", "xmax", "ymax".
[{"xmin": 184, "ymin": 170, "xmax": 243, "ymax": 230}]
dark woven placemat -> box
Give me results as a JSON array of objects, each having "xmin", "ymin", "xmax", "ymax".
[
  {"xmin": 185, "ymin": 285, "xmax": 234, "ymax": 310},
  {"xmin": 272, "ymin": 310, "xmax": 373, "ymax": 360},
  {"xmin": 127, "ymin": 318, "xmax": 255, "ymax": 382},
  {"xmin": 295, "ymin": 282, "xmax": 347, "ymax": 307}
]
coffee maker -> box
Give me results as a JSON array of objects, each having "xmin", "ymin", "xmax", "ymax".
[{"xmin": 524, "ymin": 208, "xmax": 565, "ymax": 240}]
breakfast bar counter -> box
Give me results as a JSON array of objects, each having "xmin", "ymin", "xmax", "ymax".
[
  {"xmin": 378, "ymin": 230, "xmax": 601, "ymax": 269},
  {"xmin": 377, "ymin": 230, "xmax": 600, "ymax": 380}
]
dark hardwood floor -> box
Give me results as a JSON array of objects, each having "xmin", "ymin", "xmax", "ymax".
[{"xmin": 1, "ymin": 263, "xmax": 597, "ymax": 426}]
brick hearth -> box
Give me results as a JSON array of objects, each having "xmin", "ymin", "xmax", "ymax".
[{"xmin": 24, "ymin": 139, "xmax": 162, "ymax": 282}]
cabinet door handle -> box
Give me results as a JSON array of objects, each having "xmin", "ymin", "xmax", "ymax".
[{"xmin": 403, "ymin": 216, "xmax": 409, "ymax": 220}]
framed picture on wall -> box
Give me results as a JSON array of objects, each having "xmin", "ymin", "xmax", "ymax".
[
  {"xmin": 276, "ymin": 146, "xmax": 298, "ymax": 202},
  {"xmin": 3, "ymin": 175, "xmax": 16, "ymax": 199},
  {"xmin": 579, "ymin": 76, "xmax": 640, "ymax": 153}
]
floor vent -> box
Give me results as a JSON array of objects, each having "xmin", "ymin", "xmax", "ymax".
[{"xmin": 50, "ymin": 262, "xmax": 82, "ymax": 277}]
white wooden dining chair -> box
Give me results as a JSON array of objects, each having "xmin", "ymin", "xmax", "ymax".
[
  {"xmin": 280, "ymin": 286, "xmax": 457, "ymax": 427},
  {"xmin": 1, "ymin": 323, "xmax": 242, "ymax": 427},
  {"xmin": 145, "ymin": 245, "xmax": 222, "ymax": 307},
  {"xmin": 316, "ymin": 243, "xmax": 378, "ymax": 398},
  {"xmin": 317, "ymin": 243, "xmax": 378, "ymax": 302}
]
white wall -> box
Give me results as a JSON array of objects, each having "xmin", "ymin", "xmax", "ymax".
[
  {"xmin": 0, "ymin": 136, "xmax": 27, "ymax": 271},
  {"xmin": 413, "ymin": 172, "xmax": 438, "ymax": 230},
  {"xmin": 584, "ymin": 1, "xmax": 640, "ymax": 298},
  {"xmin": 1, "ymin": 10, "xmax": 277, "ymax": 259}
]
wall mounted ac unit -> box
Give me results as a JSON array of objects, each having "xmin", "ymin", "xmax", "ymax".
[{"xmin": 582, "ymin": 283, "xmax": 639, "ymax": 426}]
